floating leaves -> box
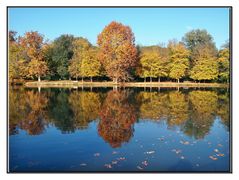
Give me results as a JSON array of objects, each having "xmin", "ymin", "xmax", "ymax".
[
  {"xmin": 104, "ymin": 164, "xmax": 112, "ymax": 169},
  {"xmin": 214, "ymin": 149, "xmax": 219, "ymax": 153},
  {"xmin": 216, "ymin": 153, "xmax": 225, "ymax": 157},
  {"xmin": 142, "ymin": 160, "xmax": 148, "ymax": 166},
  {"xmin": 117, "ymin": 157, "xmax": 126, "ymax": 161},
  {"xmin": 209, "ymin": 156, "xmax": 218, "ymax": 161},
  {"xmin": 112, "ymin": 161, "xmax": 118, "ymax": 165},
  {"xmin": 145, "ymin": 151, "xmax": 155, "ymax": 154},
  {"xmin": 112, "ymin": 151, "xmax": 118, "ymax": 155},
  {"xmin": 172, "ymin": 149, "xmax": 182, "ymax": 154},
  {"xmin": 94, "ymin": 153, "xmax": 100, "ymax": 157},
  {"xmin": 180, "ymin": 140, "xmax": 190, "ymax": 145}
]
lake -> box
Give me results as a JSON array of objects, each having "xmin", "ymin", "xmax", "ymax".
[{"xmin": 8, "ymin": 87, "xmax": 230, "ymax": 172}]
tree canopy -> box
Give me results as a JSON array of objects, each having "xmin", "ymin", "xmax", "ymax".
[{"xmin": 97, "ymin": 21, "xmax": 138, "ymax": 82}]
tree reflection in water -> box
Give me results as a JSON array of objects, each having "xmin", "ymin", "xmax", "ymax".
[
  {"xmin": 183, "ymin": 90, "xmax": 218, "ymax": 139},
  {"xmin": 98, "ymin": 90, "xmax": 137, "ymax": 148},
  {"xmin": 9, "ymin": 87, "xmax": 229, "ymax": 142},
  {"xmin": 68, "ymin": 90, "xmax": 101, "ymax": 129},
  {"xmin": 9, "ymin": 88, "xmax": 49, "ymax": 135}
]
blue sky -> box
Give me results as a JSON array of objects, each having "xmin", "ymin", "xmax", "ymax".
[{"xmin": 8, "ymin": 8, "xmax": 230, "ymax": 49}]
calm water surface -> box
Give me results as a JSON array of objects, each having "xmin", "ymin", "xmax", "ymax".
[{"xmin": 9, "ymin": 87, "xmax": 230, "ymax": 172}]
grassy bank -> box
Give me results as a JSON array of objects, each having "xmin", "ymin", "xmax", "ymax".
[{"xmin": 24, "ymin": 80, "xmax": 229, "ymax": 88}]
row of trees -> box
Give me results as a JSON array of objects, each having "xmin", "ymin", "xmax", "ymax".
[
  {"xmin": 9, "ymin": 21, "xmax": 230, "ymax": 83},
  {"xmin": 9, "ymin": 88, "xmax": 229, "ymax": 146}
]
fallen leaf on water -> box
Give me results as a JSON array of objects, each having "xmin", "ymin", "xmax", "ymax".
[
  {"xmin": 104, "ymin": 164, "xmax": 112, "ymax": 169},
  {"xmin": 117, "ymin": 157, "xmax": 126, "ymax": 161},
  {"xmin": 214, "ymin": 149, "xmax": 219, "ymax": 153},
  {"xmin": 209, "ymin": 156, "xmax": 218, "ymax": 160},
  {"xmin": 137, "ymin": 166, "xmax": 144, "ymax": 170},
  {"xmin": 218, "ymin": 144, "xmax": 223, "ymax": 147},
  {"xmin": 94, "ymin": 153, "xmax": 100, "ymax": 157},
  {"xmin": 142, "ymin": 161, "xmax": 148, "ymax": 166},
  {"xmin": 112, "ymin": 161, "xmax": 118, "ymax": 164},
  {"xmin": 180, "ymin": 140, "xmax": 190, "ymax": 145},
  {"xmin": 112, "ymin": 151, "xmax": 118, "ymax": 155},
  {"xmin": 145, "ymin": 151, "xmax": 155, "ymax": 154},
  {"xmin": 172, "ymin": 149, "xmax": 182, "ymax": 154},
  {"xmin": 80, "ymin": 163, "xmax": 87, "ymax": 166},
  {"xmin": 216, "ymin": 153, "xmax": 225, "ymax": 157}
]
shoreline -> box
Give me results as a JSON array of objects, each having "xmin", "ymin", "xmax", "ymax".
[{"xmin": 23, "ymin": 81, "xmax": 229, "ymax": 88}]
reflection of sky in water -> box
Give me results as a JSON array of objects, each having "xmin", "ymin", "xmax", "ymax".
[{"xmin": 9, "ymin": 88, "xmax": 230, "ymax": 172}]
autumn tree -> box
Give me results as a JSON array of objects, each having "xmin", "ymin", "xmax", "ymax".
[
  {"xmin": 19, "ymin": 31, "xmax": 48, "ymax": 82},
  {"xmin": 168, "ymin": 41, "xmax": 190, "ymax": 83},
  {"xmin": 190, "ymin": 44, "xmax": 218, "ymax": 81},
  {"xmin": 81, "ymin": 47, "xmax": 101, "ymax": 82},
  {"xmin": 183, "ymin": 29, "xmax": 218, "ymax": 82},
  {"xmin": 9, "ymin": 31, "xmax": 23, "ymax": 82},
  {"xmin": 97, "ymin": 21, "xmax": 137, "ymax": 83},
  {"xmin": 138, "ymin": 47, "xmax": 168, "ymax": 82},
  {"xmin": 218, "ymin": 42, "xmax": 230, "ymax": 83},
  {"xmin": 68, "ymin": 37, "xmax": 91, "ymax": 81}
]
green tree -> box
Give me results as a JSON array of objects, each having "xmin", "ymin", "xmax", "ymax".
[
  {"xmin": 97, "ymin": 21, "xmax": 138, "ymax": 83},
  {"xmin": 51, "ymin": 34, "xmax": 74, "ymax": 80},
  {"xmin": 182, "ymin": 29, "xmax": 216, "ymax": 52},
  {"xmin": 168, "ymin": 41, "xmax": 190, "ymax": 83}
]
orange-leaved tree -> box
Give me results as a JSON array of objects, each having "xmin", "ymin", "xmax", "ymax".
[
  {"xmin": 20, "ymin": 31, "xmax": 48, "ymax": 82},
  {"xmin": 97, "ymin": 21, "xmax": 137, "ymax": 83}
]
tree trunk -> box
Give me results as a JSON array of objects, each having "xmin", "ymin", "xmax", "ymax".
[
  {"xmin": 178, "ymin": 79, "xmax": 179, "ymax": 83},
  {"xmin": 150, "ymin": 77, "xmax": 152, "ymax": 83},
  {"xmin": 158, "ymin": 77, "xmax": 160, "ymax": 82},
  {"xmin": 144, "ymin": 77, "xmax": 146, "ymax": 83},
  {"xmin": 38, "ymin": 75, "xmax": 41, "ymax": 82},
  {"xmin": 82, "ymin": 77, "xmax": 83, "ymax": 83},
  {"xmin": 158, "ymin": 87, "xmax": 160, "ymax": 92},
  {"xmin": 90, "ymin": 77, "xmax": 92, "ymax": 83}
]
